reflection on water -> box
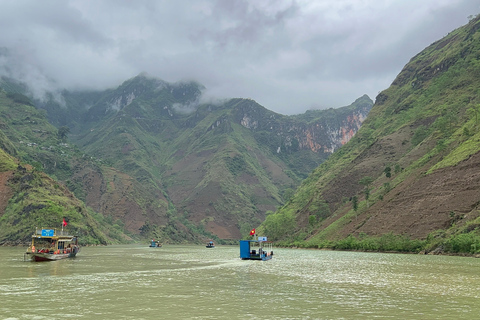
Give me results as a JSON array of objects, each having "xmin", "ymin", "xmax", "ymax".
[{"xmin": 1, "ymin": 245, "xmax": 479, "ymax": 319}]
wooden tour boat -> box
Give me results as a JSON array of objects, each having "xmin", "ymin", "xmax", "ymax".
[{"xmin": 24, "ymin": 227, "xmax": 80, "ymax": 262}]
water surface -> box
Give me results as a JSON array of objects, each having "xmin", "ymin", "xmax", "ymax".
[{"xmin": 1, "ymin": 245, "xmax": 479, "ymax": 319}]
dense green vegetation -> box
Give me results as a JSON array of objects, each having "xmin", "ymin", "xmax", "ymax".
[
  {"xmin": 0, "ymin": 147, "xmax": 16, "ymax": 172},
  {"xmin": 275, "ymin": 227, "xmax": 480, "ymax": 255}
]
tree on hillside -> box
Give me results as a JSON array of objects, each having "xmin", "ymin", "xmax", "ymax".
[
  {"xmin": 394, "ymin": 164, "xmax": 402, "ymax": 174},
  {"xmin": 314, "ymin": 200, "xmax": 330, "ymax": 220},
  {"xmin": 411, "ymin": 125, "xmax": 429, "ymax": 146},
  {"xmin": 467, "ymin": 104, "xmax": 480, "ymax": 129},
  {"xmin": 309, "ymin": 215, "xmax": 316, "ymax": 227},
  {"xmin": 57, "ymin": 126, "xmax": 70, "ymax": 141},
  {"xmin": 282, "ymin": 188, "xmax": 295, "ymax": 203},
  {"xmin": 383, "ymin": 182, "xmax": 391, "ymax": 193},
  {"xmin": 359, "ymin": 176, "xmax": 374, "ymax": 208},
  {"xmin": 434, "ymin": 111, "xmax": 458, "ymax": 137},
  {"xmin": 384, "ymin": 166, "xmax": 391, "ymax": 178},
  {"xmin": 352, "ymin": 195, "xmax": 359, "ymax": 219},
  {"xmin": 352, "ymin": 196, "xmax": 358, "ymax": 211}
]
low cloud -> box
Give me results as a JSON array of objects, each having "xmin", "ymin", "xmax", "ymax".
[{"xmin": 0, "ymin": 0, "xmax": 478, "ymax": 115}]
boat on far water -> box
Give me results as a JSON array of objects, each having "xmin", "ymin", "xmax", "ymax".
[
  {"xmin": 240, "ymin": 236, "xmax": 273, "ymax": 261},
  {"xmin": 24, "ymin": 228, "xmax": 80, "ymax": 262},
  {"xmin": 149, "ymin": 240, "xmax": 162, "ymax": 247},
  {"xmin": 206, "ymin": 240, "xmax": 215, "ymax": 248}
]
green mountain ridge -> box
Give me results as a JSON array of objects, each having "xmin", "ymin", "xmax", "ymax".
[
  {"xmin": 68, "ymin": 76, "xmax": 372, "ymax": 240},
  {"xmin": 263, "ymin": 15, "xmax": 480, "ymax": 254},
  {"xmin": 0, "ymin": 73, "xmax": 371, "ymax": 243}
]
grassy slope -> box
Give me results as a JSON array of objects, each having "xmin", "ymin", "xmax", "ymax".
[{"xmin": 262, "ymin": 16, "xmax": 480, "ymax": 254}]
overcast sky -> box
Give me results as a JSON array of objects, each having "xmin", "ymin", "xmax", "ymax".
[{"xmin": 0, "ymin": 0, "xmax": 479, "ymax": 115}]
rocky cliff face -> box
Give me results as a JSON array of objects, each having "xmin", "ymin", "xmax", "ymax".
[
  {"xmin": 235, "ymin": 95, "xmax": 372, "ymax": 155},
  {"xmin": 292, "ymin": 110, "xmax": 368, "ymax": 154}
]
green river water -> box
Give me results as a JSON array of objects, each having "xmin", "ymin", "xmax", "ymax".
[{"xmin": 0, "ymin": 245, "xmax": 479, "ymax": 319}]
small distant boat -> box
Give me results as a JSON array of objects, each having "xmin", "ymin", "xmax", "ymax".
[
  {"xmin": 206, "ymin": 240, "xmax": 215, "ymax": 248},
  {"xmin": 24, "ymin": 228, "xmax": 80, "ymax": 262},
  {"xmin": 240, "ymin": 236, "xmax": 273, "ymax": 261},
  {"xmin": 149, "ymin": 240, "xmax": 162, "ymax": 247}
]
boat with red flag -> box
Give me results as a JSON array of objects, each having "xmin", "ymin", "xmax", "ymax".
[
  {"xmin": 239, "ymin": 228, "xmax": 273, "ymax": 261},
  {"xmin": 24, "ymin": 219, "xmax": 80, "ymax": 262}
]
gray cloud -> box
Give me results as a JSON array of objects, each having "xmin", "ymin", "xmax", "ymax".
[{"xmin": 0, "ymin": 0, "xmax": 478, "ymax": 114}]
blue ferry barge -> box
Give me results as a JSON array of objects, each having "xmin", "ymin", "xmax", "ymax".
[{"xmin": 239, "ymin": 237, "xmax": 273, "ymax": 261}]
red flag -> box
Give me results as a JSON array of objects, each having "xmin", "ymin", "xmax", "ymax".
[
  {"xmin": 249, "ymin": 228, "xmax": 255, "ymax": 236},
  {"xmin": 62, "ymin": 218, "xmax": 68, "ymax": 227}
]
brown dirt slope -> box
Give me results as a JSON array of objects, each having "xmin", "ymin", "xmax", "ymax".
[
  {"xmin": 0, "ymin": 171, "xmax": 14, "ymax": 215},
  {"xmin": 69, "ymin": 162, "xmax": 169, "ymax": 234},
  {"xmin": 340, "ymin": 151, "xmax": 480, "ymax": 239}
]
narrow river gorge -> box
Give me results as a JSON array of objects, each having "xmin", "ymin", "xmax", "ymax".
[{"xmin": 1, "ymin": 245, "xmax": 479, "ymax": 319}]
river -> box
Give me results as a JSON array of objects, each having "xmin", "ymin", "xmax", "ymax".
[{"xmin": 1, "ymin": 245, "xmax": 479, "ymax": 319}]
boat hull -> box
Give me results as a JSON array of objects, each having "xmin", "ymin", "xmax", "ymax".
[
  {"xmin": 25, "ymin": 247, "xmax": 80, "ymax": 262},
  {"xmin": 240, "ymin": 253, "xmax": 273, "ymax": 261},
  {"xmin": 262, "ymin": 254, "xmax": 273, "ymax": 261},
  {"xmin": 26, "ymin": 252, "xmax": 78, "ymax": 262}
]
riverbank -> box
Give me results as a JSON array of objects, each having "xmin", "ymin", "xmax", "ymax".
[{"xmin": 276, "ymin": 231, "xmax": 480, "ymax": 257}]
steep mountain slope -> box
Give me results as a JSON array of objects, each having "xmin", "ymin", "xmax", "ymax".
[
  {"xmin": 62, "ymin": 77, "xmax": 371, "ymax": 240},
  {"xmin": 0, "ymin": 90, "xmax": 135, "ymax": 245},
  {"xmin": 0, "ymin": 159, "xmax": 108, "ymax": 245},
  {"xmin": 264, "ymin": 15, "xmax": 480, "ymax": 254},
  {"xmin": 7, "ymin": 73, "xmax": 369, "ymax": 241},
  {"xmin": 0, "ymin": 96, "xmax": 125, "ymax": 245},
  {"xmin": 1, "ymin": 70, "xmax": 372, "ymax": 242},
  {"xmin": 0, "ymin": 89, "xmax": 187, "ymax": 244}
]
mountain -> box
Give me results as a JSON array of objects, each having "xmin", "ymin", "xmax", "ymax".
[
  {"xmin": 0, "ymin": 74, "xmax": 372, "ymax": 243},
  {"xmin": 66, "ymin": 75, "xmax": 372, "ymax": 241},
  {"xmin": 262, "ymin": 15, "xmax": 480, "ymax": 254},
  {"xmin": 0, "ymin": 91, "xmax": 129, "ymax": 245}
]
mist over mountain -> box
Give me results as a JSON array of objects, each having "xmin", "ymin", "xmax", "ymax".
[{"xmin": 0, "ymin": 72, "xmax": 371, "ymax": 243}]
